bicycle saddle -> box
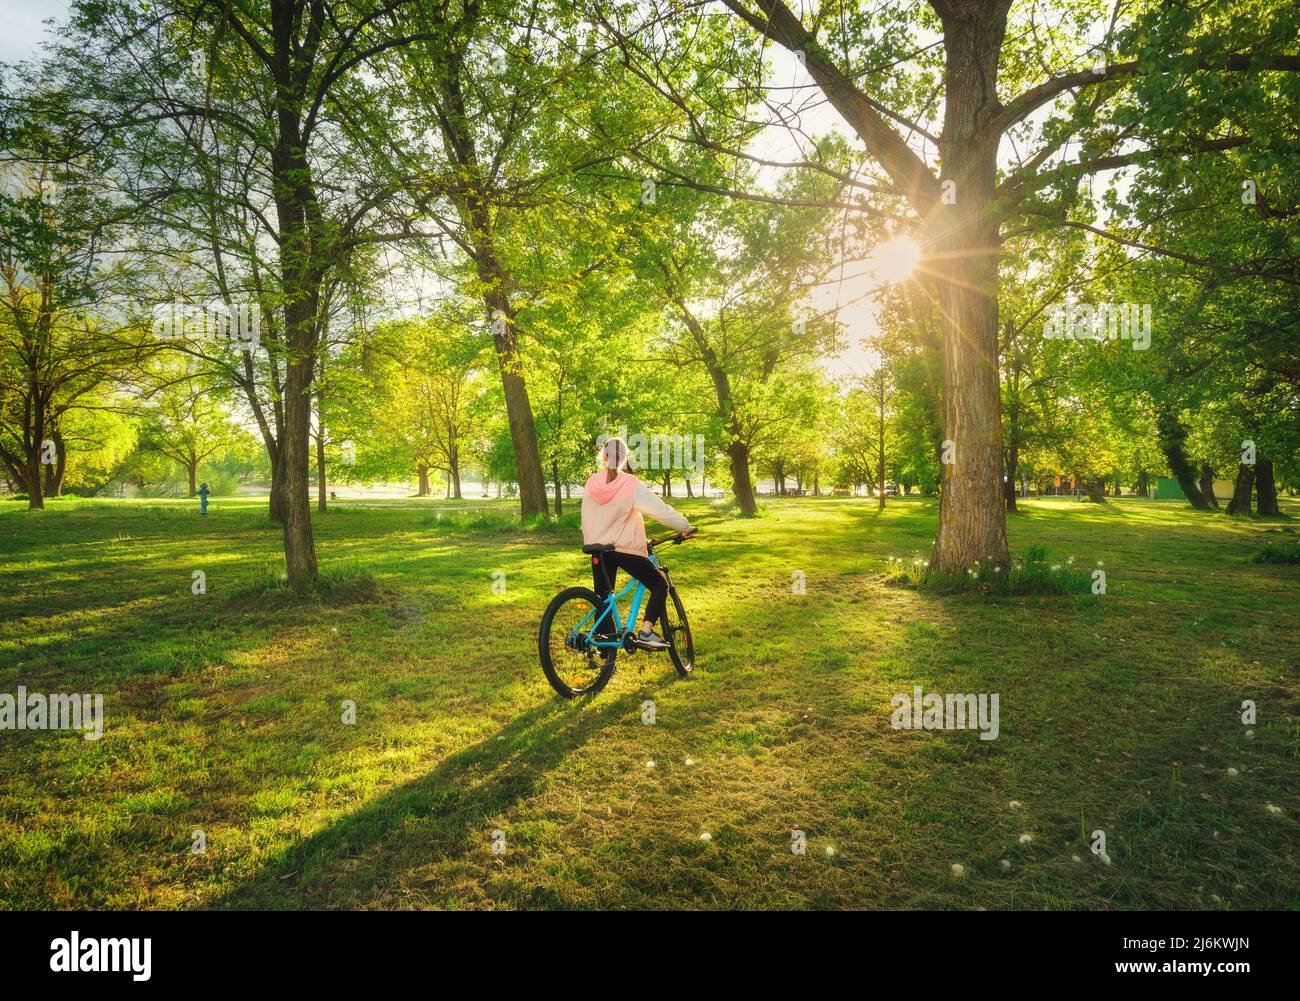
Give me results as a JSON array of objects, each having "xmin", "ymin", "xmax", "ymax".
[{"xmin": 582, "ymin": 543, "xmax": 616, "ymax": 554}]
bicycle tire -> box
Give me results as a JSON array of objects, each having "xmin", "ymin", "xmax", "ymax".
[
  {"xmin": 538, "ymin": 586, "xmax": 617, "ymax": 698},
  {"xmin": 662, "ymin": 586, "xmax": 694, "ymax": 677}
]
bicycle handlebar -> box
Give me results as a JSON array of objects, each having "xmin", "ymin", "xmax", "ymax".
[{"xmin": 648, "ymin": 530, "xmax": 698, "ymax": 550}]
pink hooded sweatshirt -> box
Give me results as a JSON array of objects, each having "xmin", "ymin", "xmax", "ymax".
[{"xmin": 581, "ymin": 471, "xmax": 691, "ymax": 557}]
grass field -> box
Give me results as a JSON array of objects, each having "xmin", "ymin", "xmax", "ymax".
[{"xmin": 1, "ymin": 493, "xmax": 1297, "ymax": 910}]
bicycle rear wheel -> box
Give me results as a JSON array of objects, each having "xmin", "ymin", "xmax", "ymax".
[
  {"xmin": 662, "ymin": 586, "xmax": 694, "ymax": 677},
  {"xmin": 538, "ymin": 587, "xmax": 617, "ymax": 698}
]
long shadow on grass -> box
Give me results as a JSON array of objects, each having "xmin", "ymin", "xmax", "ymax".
[{"xmin": 209, "ymin": 690, "xmax": 644, "ymax": 909}]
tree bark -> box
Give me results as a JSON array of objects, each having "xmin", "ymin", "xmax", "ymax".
[
  {"xmin": 27, "ymin": 386, "xmax": 45, "ymax": 509},
  {"xmin": 1225, "ymin": 463, "xmax": 1254, "ymax": 515},
  {"xmin": 187, "ymin": 454, "xmax": 198, "ymax": 498},
  {"xmin": 1255, "ymin": 458, "xmax": 1280, "ymax": 515},
  {"xmin": 480, "ymin": 279, "xmax": 548, "ymax": 518},
  {"xmin": 434, "ymin": 56, "xmax": 548, "ymax": 519},
  {"xmin": 553, "ymin": 460, "xmax": 562, "ymax": 516},
  {"xmin": 1199, "ymin": 464, "xmax": 1220, "ymax": 509},
  {"xmin": 279, "ymin": 349, "xmax": 318, "ymax": 587},
  {"xmin": 417, "ymin": 465, "xmax": 430, "ymax": 496},
  {"xmin": 271, "ymin": 155, "xmax": 320, "ymax": 586},
  {"xmin": 924, "ymin": 8, "xmax": 1011, "ymax": 571},
  {"xmin": 926, "ymin": 184, "xmax": 1010, "ymax": 568},
  {"xmin": 728, "ymin": 440, "xmax": 758, "ymax": 515},
  {"xmin": 1155, "ymin": 409, "xmax": 1211, "ymax": 510}
]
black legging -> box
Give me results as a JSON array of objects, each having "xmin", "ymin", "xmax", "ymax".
[{"xmin": 592, "ymin": 550, "xmax": 669, "ymax": 629}]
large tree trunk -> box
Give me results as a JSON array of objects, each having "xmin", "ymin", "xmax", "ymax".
[
  {"xmin": 552, "ymin": 460, "xmax": 562, "ymax": 517},
  {"xmin": 1136, "ymin": 470, "xmax": 1150, "ymax": 498},
  {"xmin": 1255, "ymin": 458, "xmax": 1280, "ymax": 515},
  {"xmin": 481, "ymin": 281, "xmax": 548, "ymax": 518},
  {"xmin": 450, "ymin": 446, "xmax": 462, "ymax": 499},
  {"xmin": 27, "ymin": 387, "xmax": 45, "ymax": 510},
  {"xmin": 927, "ymin": 194, "xmax": 1009, "ymax": 567},
  {"xmin": 417, "ymin": 465, "xmax": 430, "ymax": 496},
  {"xmin": 187, "ymin": 454, "xmax": 198, "ymax": 498},
  {"xmin": 925, "ymin": 9, "xmax": 1011, "ymax": 571},
  {"xmin": 1084, "ymin": 478, "xmax": 1108, "ymax": 503},
  {"xmin": 738, "ymin": 0, "xmax": 1020, "ymax": 566},
  {"xmin": 1199, "ymin": 464, "xmax": 1220, "ymax": 509},
  {"xmin": 1225, "ymin": 463, "xmax": 1254, "ymax": 515},
  {"xmin": 271, "ymin": 123, "xmax": 321, "ymax": 589},
  {"xmin": 279, "ymin": 351, "xmax": 318, "ymax": 587},
  {"xmin": 1155, "ymin": 409, "xmax": 1211, "ymax": 510},
  {"xmin": 436, "ymin": 70, "xmax": 548, "ymax": 519},
  {"xmin": 728, "ymin": 440, "xmax": 758, "ymax": 516}
]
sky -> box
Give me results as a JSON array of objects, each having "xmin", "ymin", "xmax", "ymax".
[{"xmin": 0, "ymin": 0, "xmax": 68, "ymax": 65}]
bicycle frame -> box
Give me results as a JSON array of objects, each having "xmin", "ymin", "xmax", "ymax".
[{"xmin": 572, "ymin": 549, "xmax": 667, "ymax": 649}]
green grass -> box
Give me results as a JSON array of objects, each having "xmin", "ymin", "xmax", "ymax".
[
  {"xmin": 1252, "ymin": 535, "xmax": 1300, "ymax": 564},
  {"xmin": 884, "ymin": 541, "xmax": 1097, "ymax": 594},
  {"xmin": 1, "ymin": 492, "xmax": 1297, "ymax": 910}
]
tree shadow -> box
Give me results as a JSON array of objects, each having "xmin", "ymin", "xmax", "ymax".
[{"xmin": 209, "ymin": 690, "xmax": 644, "ymax": 909}]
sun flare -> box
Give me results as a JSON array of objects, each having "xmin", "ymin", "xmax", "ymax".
[{"xmin": 867, "ymin": 236, "xmax": 922, "ymax": 284}]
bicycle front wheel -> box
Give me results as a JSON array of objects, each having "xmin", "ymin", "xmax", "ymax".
[
  {"xmin": 662, "ymin": 586, "xmax": 694, "ymax": 677},
  {"xmin": 538, "ymin": 587, "xmax": 617, "ymax": 698}
]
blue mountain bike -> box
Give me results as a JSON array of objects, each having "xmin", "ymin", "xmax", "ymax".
[{"xmin": 538, "ymin": 533, "xmax": 696, "ymax": 698}]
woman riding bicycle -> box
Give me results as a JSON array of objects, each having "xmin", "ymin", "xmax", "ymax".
[{"xmin": 581, "ymin": 436, "xmax": 694, "ymax": 649}]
